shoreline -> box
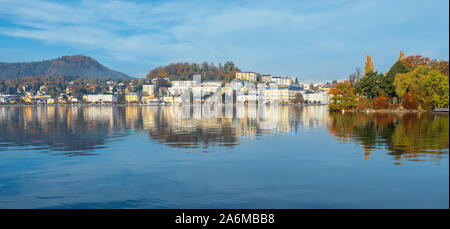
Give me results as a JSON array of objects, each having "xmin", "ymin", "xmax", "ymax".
[
  {"xmin": 337, "ymin": 108, "xmax": 449, "ymax": 115},
  {"xmin": 1, "ymin": 104, "xmax": 448, "ymax": 114},
  {"xmin": 0, "ymin": 103, "xmax": 328, "ymax": 107}
]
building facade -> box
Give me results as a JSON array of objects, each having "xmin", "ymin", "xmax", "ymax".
[
  {"xmin": 272, "ymin": 77, "xmax": 295, "ymax": 86},
  {"xmin": 261, "ymin": 74, "xmax": 272, "ymax": 83},
  {"xmin": 142, "ymin": 84, "xmax": 155, "ymax": 97},
  {"xmin": 264, "ymin": 86, "xmax": 301, "ymax": 103},
  {"xmin": 236, "ymin": 72, "xmax": 257, "ymax": 82},
  {"xmin": 125, "ymin": 93, "xmax": 140, "ymax": 103},
  {"xmin": 83, "ymin": 94, "xmax": 118, "ymax": 103}
]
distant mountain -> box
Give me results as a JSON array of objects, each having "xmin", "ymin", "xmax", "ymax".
[{"xmin": 0, "ymin": 55, "xmax": 131, "ymax": 80}]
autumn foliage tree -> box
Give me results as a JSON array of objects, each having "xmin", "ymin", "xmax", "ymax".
[
  {"xmin": 364, "ymin": 54, "xmax": 374, "ymax": 75},
  {"xmin": 146, "ymin": 61, "xmax": 240, "ymax": 82},
  {"xmin": 394, "ymin": 66, "xmax": 449, "ymax": 109},
  {"xmin": 400, "ymin": 54, "xmax": 449, "ymax": 76},
  {"xmin": 398, "ymin": 50, "xmax": 405, "ymax": 61},
  {"xmin": 401, "ymin": 92, "xmax": 419, "ymax": 109},
  {"xmin": 328, "ymin": 81, "xmax": 358, "ymax": 111},
  {"xmin": 401, "ymin": 55, "xmax": 431, "ymax": 71},
  {"xmin": 372, "ymin": 94, "xmax": 390, "ymax": 109},
  {"xmin": 423, "ymin": 70, "xmax": 449, "ymax": 108}
]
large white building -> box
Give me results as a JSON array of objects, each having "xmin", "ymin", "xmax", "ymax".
[
  {"xmin": 168, "ymin": 81, "xmax": 194, "ymax": 96},
  {"xmin": 201, "ymin": 81, "xmax": 222, "ymax": 95},
  {"xmin": 264, "ymin": 86, "xmax": 301, "ymax": 103},
  {"xmin": 83, "ymin": 94, "xmax": 118, "ymax": 103}
]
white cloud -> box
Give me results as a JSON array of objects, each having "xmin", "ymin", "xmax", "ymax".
[{"xmin": 0, "ymin": 0, "xmax": 448, "ymax": 79}]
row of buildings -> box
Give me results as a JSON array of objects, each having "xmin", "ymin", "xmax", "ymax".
[{"xmin": 0, "ymin": 72, "xmax": 330, "ymax": 105}]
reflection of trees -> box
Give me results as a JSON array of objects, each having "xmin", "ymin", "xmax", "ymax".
[
  {"xmin": 0, "ymin": 106, "xmax": 127, "ymax": 155},
  {"xmin": 327, "ymin": 112, "xmax": 449, "ymax": 163}
]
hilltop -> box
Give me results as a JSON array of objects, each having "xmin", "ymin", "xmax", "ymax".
[
  {"xmin": 0, "ymin": 55, "xmax": 131, "ymax": 80},
  {"xmin": 146, "ymin": 61, "xmax": 240, "ymax": 81}
]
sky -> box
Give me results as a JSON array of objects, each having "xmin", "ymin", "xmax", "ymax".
[{"xmin": 0, "ymin": 0, "xmax": 448, "ymax": 81}]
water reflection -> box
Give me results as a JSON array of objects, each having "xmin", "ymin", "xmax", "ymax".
[
  {"xmin": 0, "ymin": 105, "xmax": 448, "ymax": 163},
  {"xmin": 0, "ymin": 105, "xmax": 326, "ymax": 153},
  {"xmin": 327, "ymin": 112, "xmax": 449, "ymax": 164}
]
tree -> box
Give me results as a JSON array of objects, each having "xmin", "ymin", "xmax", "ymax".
[
  {"xmin": 431, "ymin": 60, "xmax": 449, "ymax": 76},
  {"xmin": 394, "ymin": 66, "xmax": 449, "ymax": 109},
  {"xmin": 364, "ymin": 54, "xmax": 374, "ymax": 75},
  {"xmin": 384, "ymin": 61, "xmax": 409, "ymax": 97},
  {"xmin": 145, "ymin": 61, "xmax": 240, "ymax": 82},
  {"xmin": 401, "ymin": 92, "xmax": 419, "ymax": 110},
  {"xmin": 400, "ymin": 54, "xmax": 448, "ymax": 76},
  {"xmin": 398, "ymin": 50, "xmax": 405, "ymax": 61},
  {"xmin": 355, "ymin": 71, "xmax": 384, "ymax": 99},
  {"xmin": 328, "ymin": 81, "xmax": 357, "ymax": 111},
  {"xmin": 349, "ymin": 68, "xmax": 362, "ymax": 85},
  {"xmin": 401, "ymin": 55, "xmax": 431, "ymax": 71},
  {"xmin": 292, "ymin": 93, "xmax": 304, "ymax": 104},
  {"xmin": 394, "ymin": 66, "xmax": 429, "ymax": 99},
  {"xmin": 72, "ymin": 85, "xmax": 87, "ymax": 99},
  {"xmin": 423, "ymin": 70, "xmax": 449, "ymax": 108}
]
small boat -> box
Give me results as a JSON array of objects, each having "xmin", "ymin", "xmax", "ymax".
[{"xmin": 433, "ymin": 107, "xmax": 449, "ymax": 112}]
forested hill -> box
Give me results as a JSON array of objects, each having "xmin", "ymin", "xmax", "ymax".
[
  {"xmin": 146, "ymin": 61, "xmax": 241, "ymax": 81},
  {"xmin": 0, "ymin": 55, "xmax": 131, "ymax": 80}
]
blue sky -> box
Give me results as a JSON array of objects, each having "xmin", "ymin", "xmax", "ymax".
[{"xmin": 0, "ymin": 0, "xmax": 448, "ymax": 80}]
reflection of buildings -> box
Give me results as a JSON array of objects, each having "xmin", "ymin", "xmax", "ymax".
[
  {"xmin": 0, "ymin": 105, "xmax": 327, "ymax": 152},
  {"xmin": 1, "ymin": 105, "xmax": 446, "ymax": 161}
]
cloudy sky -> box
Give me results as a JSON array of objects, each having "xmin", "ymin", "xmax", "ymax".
[{"xmin": 0, "ymin": 0, "xmax": 448, "ymax": 80}]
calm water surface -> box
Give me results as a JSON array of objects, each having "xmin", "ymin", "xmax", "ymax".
[{"xmin": 0, "ymin": 105, "xmax": 448, "ymax": 208}]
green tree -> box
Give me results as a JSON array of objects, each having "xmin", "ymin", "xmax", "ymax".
[
  {"xmin": 423, "ymin": 70, "xmax": 449, "ymax": 108},
  {"xmin": 395, "ymin": 66, "xmax": 449, "ymax": 109},
  {"xmin": 354, "ymin": 71, "xmax": 384, "ymax": 99},
  {"xmin": 384, "ymin": 61, "xmax": 409, "ymax": 98},
  {"xmin": 394, "ymin": 66, "xmax": 429, "ymax": 104}
]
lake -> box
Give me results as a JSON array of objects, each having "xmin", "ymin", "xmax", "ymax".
[{"xmin": 0, "ymin": 105, "xmax": 448, "ymax": 209}]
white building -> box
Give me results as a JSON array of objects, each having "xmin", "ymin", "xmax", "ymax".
[
  {"xmin": 261, "ymin": 74, "xmax": 272, "ymax": 83},
  {"xmin": 201, "ymin": 81, "xmax": 222, "ymax": 96},
  {"xmin": 142, "ymin": 84, "xmax": 155, "ymax": 97},
  {"xmin": 83, "ymin": 94, "xmax": 118, "ymax": 103},
  {"xmin": 272, "ymin": 77, "xmax": 295, "ymax": 86},
  {"xmin": 0, "ymin": 97, "xmax": 9, "ymax": 103},
  {"xmin": 236, "ymin": 72, "xmax": 257, "ymax": 82},
  {"xmin": 169, "ymin": 81, "xmax": 194, "ymax": 96},
  {"xmin": 264, "ymin": 86, "xmax": 301, "ymax": 103}
]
